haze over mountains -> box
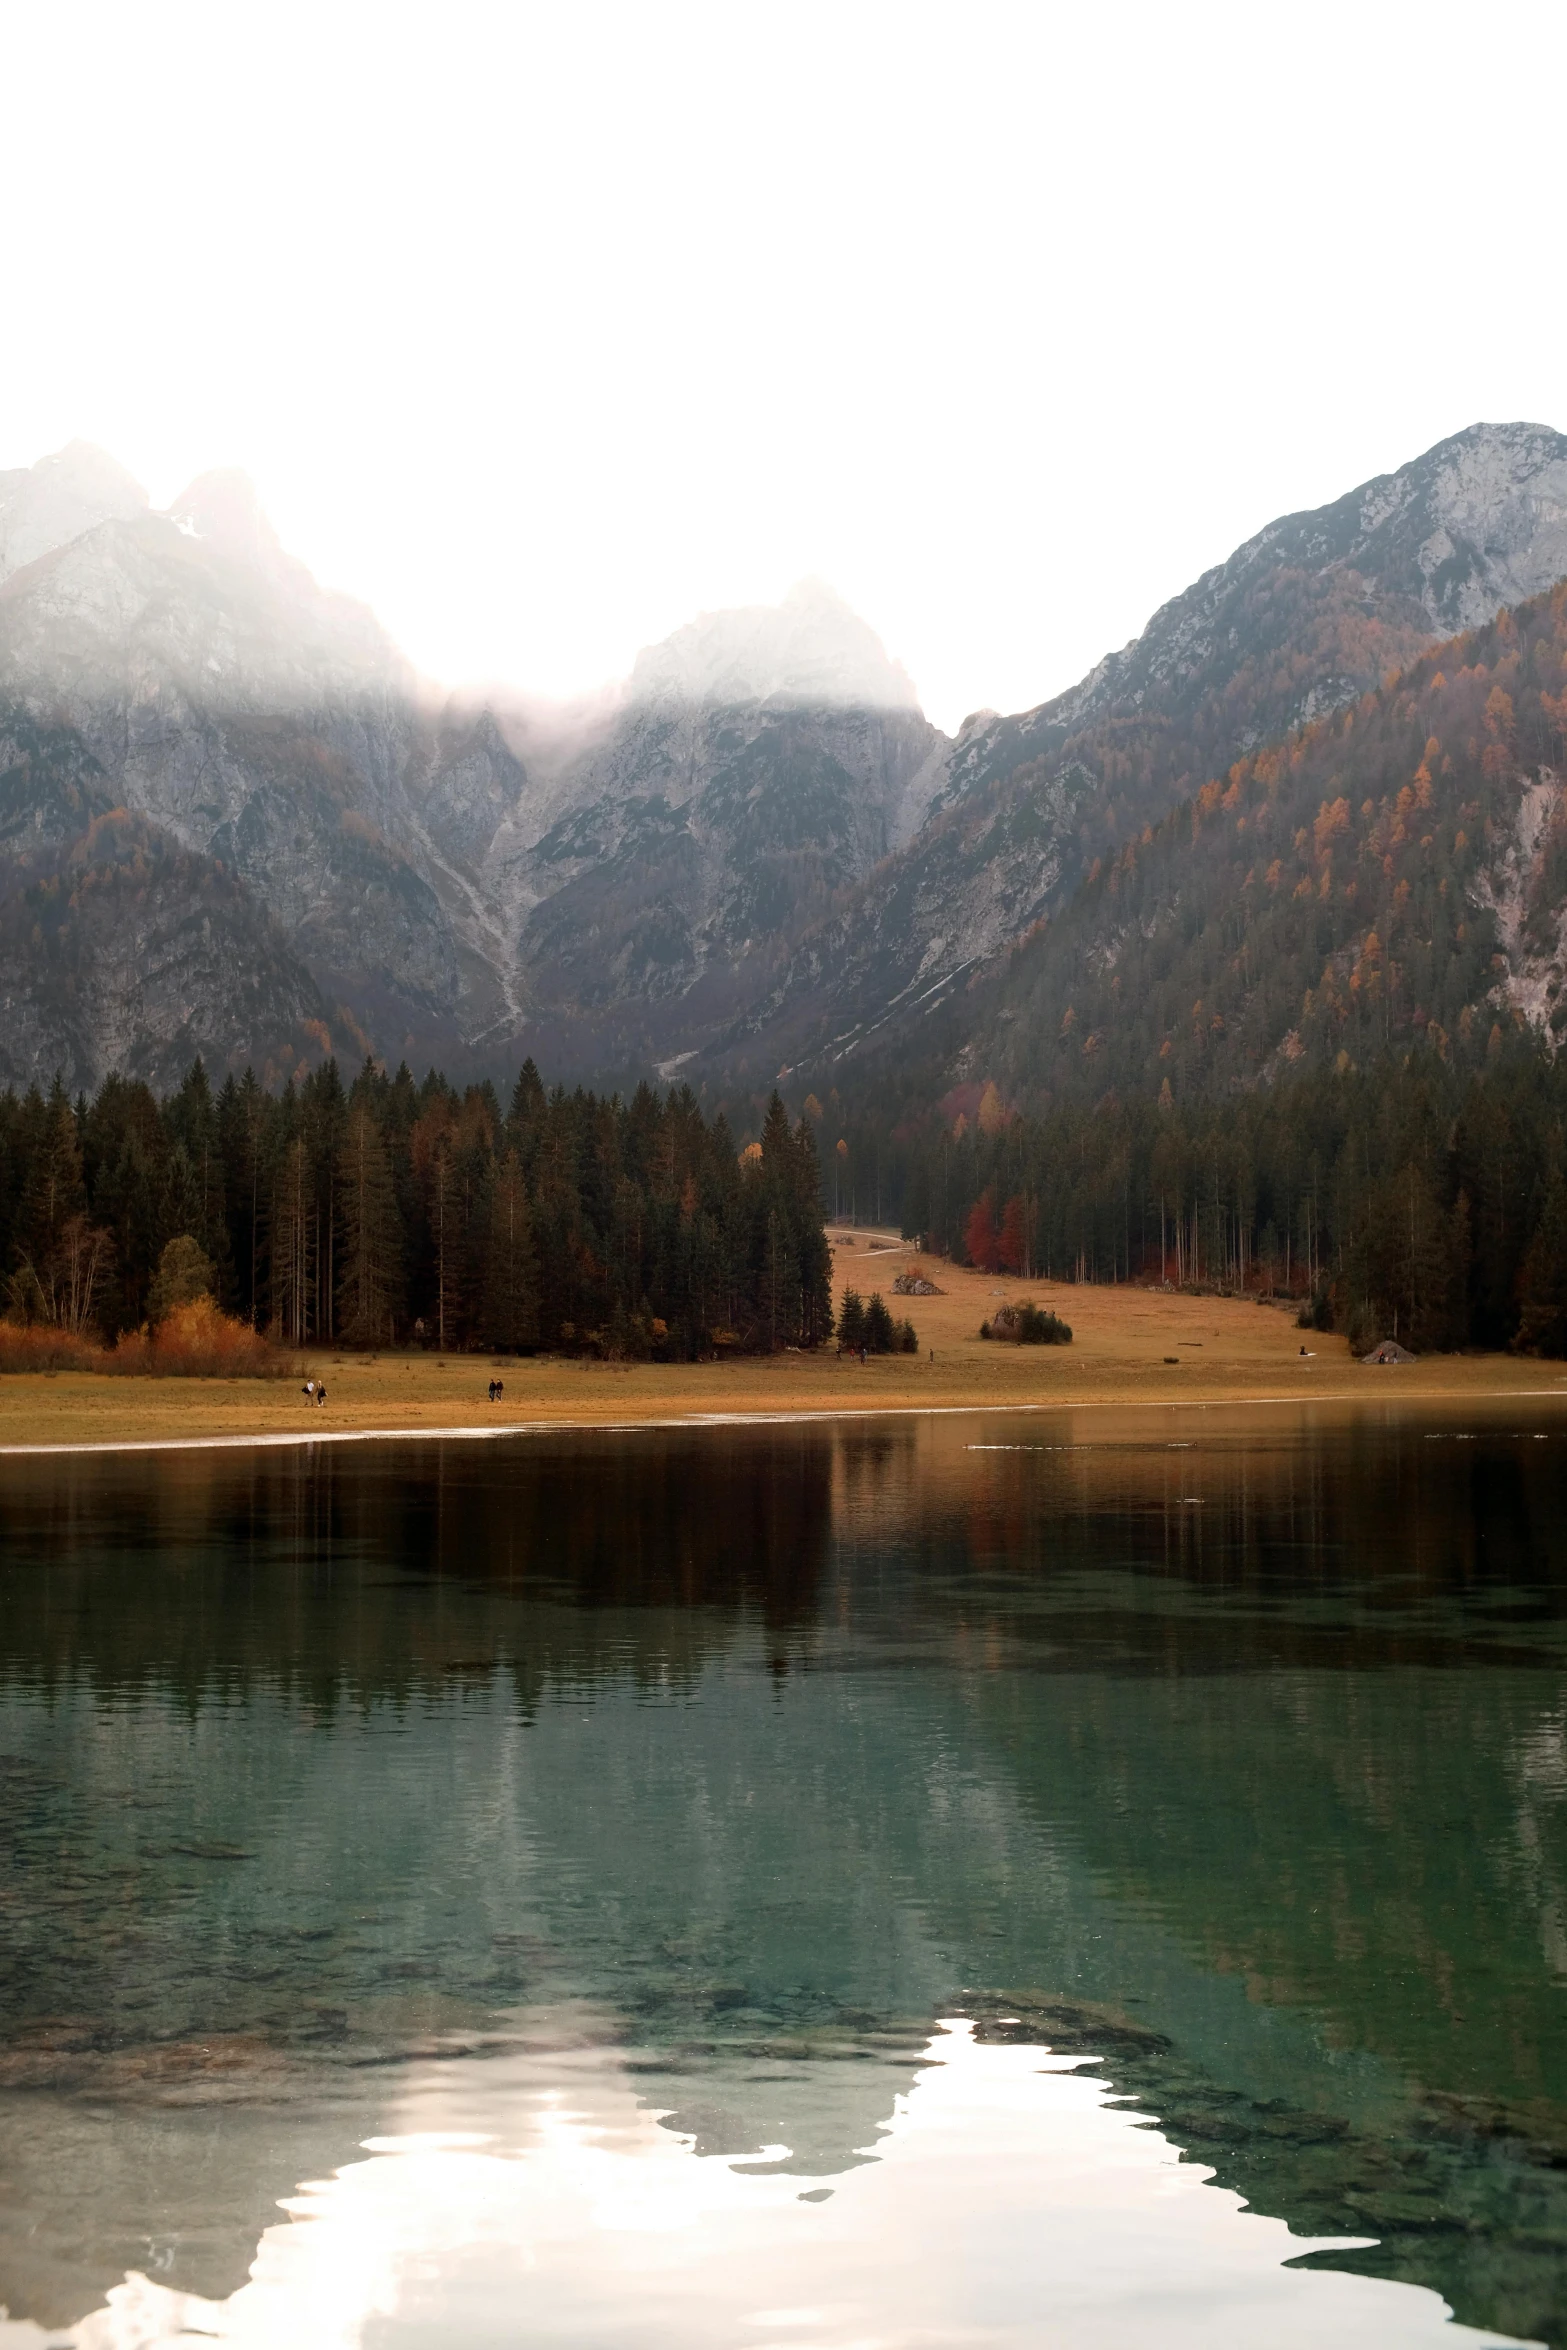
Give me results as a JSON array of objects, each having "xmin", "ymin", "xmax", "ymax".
[{"xmin": 3, "ymin": 422, "xmax": 1567, "ymax": 1100}]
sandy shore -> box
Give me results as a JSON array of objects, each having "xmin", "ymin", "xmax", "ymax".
[{"xmin": 0, "ymin": 1228, "xmax": 1563, "ymax": 1453}]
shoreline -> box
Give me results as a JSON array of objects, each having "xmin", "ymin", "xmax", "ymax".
[
  {"xmin": 0, "ymin": 1240, "xmax": 1563, "ymax": 1456},
  {"xmin": 4, "ymin": 1384, "xmax": 1567, "ymax": 1461}
]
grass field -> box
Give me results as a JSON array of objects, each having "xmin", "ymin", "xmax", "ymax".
[{"xmin": 0, "ymin": 1227, "xmax": 1562, "ymax": 1453}]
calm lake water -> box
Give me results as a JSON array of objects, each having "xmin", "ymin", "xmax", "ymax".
[{"xmin": 1, "ymin": 1404, "xmax": 1565, "ymax": 2347}]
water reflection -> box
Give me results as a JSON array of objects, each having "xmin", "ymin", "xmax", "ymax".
[
  {"xmin": 5, "ymin": 2023, "xmax": 1522, "ymax": 2350},
  {"xmin": 0, "ymin": 1407, "xmax": 1564, "ymax": 2342}
]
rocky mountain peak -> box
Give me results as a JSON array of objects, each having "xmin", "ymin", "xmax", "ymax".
[
  {"xmin": 628, "ymin": 576, "xmax": 920, "ymax": 712},
  {"xmin": 167, "ymin": 467, "xmax": 287, "ymax": 572},
  {"xmin": 0, "ymin": 441, "xmax": 148, "ymax": 585}
]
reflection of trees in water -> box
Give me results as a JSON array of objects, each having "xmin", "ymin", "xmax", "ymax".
[
  {"xmin": 0, "ymin": 1431, "xmax": 836, "ymax": 1708},
  {"xmin": 5, "ymin": 1416, "xmax": 1567, "ymax": 2342},
  {"xmin": 886, "ymin": 1414, "xmax": 1567, "ymax": 1673}
]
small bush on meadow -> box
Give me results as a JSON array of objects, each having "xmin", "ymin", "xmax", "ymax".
[
  {"xmin": 110, "ymin": 1297, "xmax": 289, "ymax": 1378},
  {"xmin": 0, "ymin": 1322, "xmax": 107, "ymax": 1373},
  {"xmin": 982, "ymin": 1302, "xmax": 1073, "ymax": 1345}
]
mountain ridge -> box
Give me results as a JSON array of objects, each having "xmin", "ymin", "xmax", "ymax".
[
  {"xmin": 703, "ymin": 421, "xmax": 1567, "ymax": 1088},
  {"xmin": 5, "ymin": 424, "xmax": 1567, "ymax": 1099}
]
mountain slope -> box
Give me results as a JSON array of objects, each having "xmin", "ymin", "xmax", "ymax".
[
  {"xmin": 716, "ymin": 422, "xmax": 1567, "ymax": 1080},
  {"xmin": 0, "ymin": 441, "xmax": 148, "ymax": 584},
  {"xmin": 478, "ymin": 580, "xmax": 947, "ymax": 1064},
  {"xmin": 0, "ymin": 464, "xmax": 530, "ymax": 1062},
  {"xmin": 0, "ymin": 709, "xmax": 330, "ymax": 1090},
  {"xmin": 935, "ymin": 579, "xmax": 1567, "ymax": 1108}
]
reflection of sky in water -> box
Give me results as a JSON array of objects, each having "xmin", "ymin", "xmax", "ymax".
[{"xmin": 2, "ymin": 2023, "xmax": 1524, "ymax": 2350}]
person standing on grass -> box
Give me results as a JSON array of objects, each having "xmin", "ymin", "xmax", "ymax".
[{"xmin": 317, "ymin": 1383, "xmax": 326, "ymax": 1408}]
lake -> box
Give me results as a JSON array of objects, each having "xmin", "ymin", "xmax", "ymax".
[{"xmin": 0, "ymin": 1404, "xmax": 1564, "ymax": 2347}]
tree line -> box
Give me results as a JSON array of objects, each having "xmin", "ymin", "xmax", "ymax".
[
  {"xmin": 895, "ymin": 1044, "xmax": 1567, "ymax": 1356},
  {"xmin": 0, "ymin": 1059, "xmax": 834, "ymax": 1358}
]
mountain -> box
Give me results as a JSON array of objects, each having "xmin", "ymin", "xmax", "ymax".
[
  {"xmin": 0, "ymin": 460, "xmax": 946, "ymax": 1085},
  {"xmin": 714, "ymin": 421, "xmax": 1567, "ymax": 1083},
  {"xmin": 484, "ymin": 581, "xmax": 945, "ymax": 1067},
  {"xmin": 0, "ymin": 441, "xmax": 148, "ymax": 583},
  {"xmin": 0, "ymin": 711, "xmax": 328, "ymax": 1091},
  {"xmin": 925, "ymin": 577, "xmax": 1567, "ymax": 1109},
  {"xmin": 0, "ymin": 455, "xmax": 530, "ymax": 1078},
  {"xmin": 5, "ymin": 423, "xmax": 1567, "ymax": 1101}
]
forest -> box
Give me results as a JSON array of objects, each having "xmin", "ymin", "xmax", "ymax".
[
  {"xmin": 890, "ymin": 1045, "xmax": 1567, "ymax": 1357},
  {"xmin": 0, "ymin": 1060, "xmax": 835, "ymax": 1359}
]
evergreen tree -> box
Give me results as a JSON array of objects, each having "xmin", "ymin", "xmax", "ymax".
[
  {"xmin": 270, "ymin": 1130, "xmax": 314, "ymax": 1343},
  {"xmin": 484, "ymin": 1146, "xmax": 536, "ymax": 1348},
  {"xmin": 1518, "ymin": 1178, "xmax": 1567, "ymax": 1355},
  {"xmin": 337, "ymin": 1100, "xmax": 402, "ymax": 1345}
]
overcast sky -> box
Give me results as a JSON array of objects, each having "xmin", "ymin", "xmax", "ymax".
[{"xmin": 7, "ymin": 0, "xmax": 1565, "ymax": 733}]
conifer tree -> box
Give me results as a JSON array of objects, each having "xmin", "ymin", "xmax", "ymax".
[
  {"xmin": 1518, "ymin": 1178, "xmax": 1567, "ymax": 1356},
  {"xmin": 270, "ymin": 1132, "xmax": 314, "ymax": 1343},
  {"xmin": 484, "ymin": 1146, "xmax": 537, "ymax": 1348},
  {"xmin": 337, "ymin": 1101, "xmax": 402, "ymax": 1344}
]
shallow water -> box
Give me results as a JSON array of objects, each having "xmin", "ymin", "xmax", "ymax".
[{"xmin": 0, "ymin": 1404, "xmax": 1564, "ymax": 2346}]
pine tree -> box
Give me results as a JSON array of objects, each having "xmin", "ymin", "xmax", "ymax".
[
  {"xmin": 1517, "ymin": 1177, "xmax": 1567, "ymax": 1355},
  {"xmin": 270, "ymin": 1133, "xmax": 314, "ymax": 1343},
  {"xmin": 337, "ymin": 1102, "xmax": 402, "ymax": 1344},
  {"xmin": 164, "ymin": 1058, "xmax": 232, "ymax": 1295},
  {"xmin": 17, "ymin": 1079, "xmax": 86, "ymax": 1273},
  {"xmin": 484, "ymin": 1147, "xmax": 536, "ymax": 1348}
]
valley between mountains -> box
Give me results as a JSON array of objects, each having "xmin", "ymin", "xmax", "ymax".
[{"xmin": 4, "ymin": 420, "xmax": 1567, "ymax": 1107}]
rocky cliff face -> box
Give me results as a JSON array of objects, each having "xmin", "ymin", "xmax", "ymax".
[
  {"xmin": 714, "ymin": 421, "xmax": 1567, "ymax": 1083},
  {"xmin": 0, "ymin": 464, "xmax": 947, "ymax": 1083},
  {"xmin": 484, "ymin": 585, "xmax": 945, "ymax": 1061},
  {"xmin": 0, "ymin": 712, "xmax": 328, "ymax": 1091},
  {"xmin": 0, "ymin": 454, "xmax": 532, "ymax": 1071}
]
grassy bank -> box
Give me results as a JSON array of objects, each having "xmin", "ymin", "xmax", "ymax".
[{"xmin": 0, "ymin": 1230, "xmax": 1563, "ymax": 1453}]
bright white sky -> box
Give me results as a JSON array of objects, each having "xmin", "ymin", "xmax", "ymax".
[{"xmin": 7, "ymin": 0, "xmax": 1565, "ymax": 733}]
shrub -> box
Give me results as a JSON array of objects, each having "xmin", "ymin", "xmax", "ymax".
[
  {"xmin": 988, "ymin": 1301, "xmax": 1072, "ymax": 1345},
  {"xmin": 0, "ymin": 1321, "xmax": 107, "ymax": 1373},
  {"xmin": 110, "ymin": 1297, "xmax": 290, "ymax": 1378}
]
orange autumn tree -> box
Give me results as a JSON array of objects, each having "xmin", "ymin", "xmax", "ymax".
[
  {"xmin": 997, "ymin": 1194, "xmax": 1028, "ymax": 1275},
  {"xmin": 965, "ymin": 1191, "xmax": 999, "ymax": 1272}
]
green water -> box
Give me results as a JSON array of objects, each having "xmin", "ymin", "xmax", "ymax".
[{"xmin": 1, "ymin": 1407, "xmax": 1565, "ymax": 2345}]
